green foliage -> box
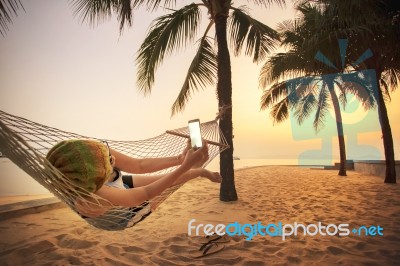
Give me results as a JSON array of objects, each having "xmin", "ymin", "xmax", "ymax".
[
  {"xmin": 229, "ymin": 6, "xmax": 279, "ymax": 62},
  {"xmin": 171, "ymin": 36, "xmax": 217, "ymax": 115},
  {"xmin": 136, "ymin": 3, "xmax": 201, "ymax": 94},
  {"xmin": 259, "ymin": 2, "xmax": 382, "ymax": 131},
  {"xmin": 71, "ymin": 0, "xmax": 133, "ymax": 31}
]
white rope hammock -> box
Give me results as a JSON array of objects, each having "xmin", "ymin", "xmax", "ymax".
[{"xmin": 0, "ymin": 110, "xmax": 228, "ymax": 231}]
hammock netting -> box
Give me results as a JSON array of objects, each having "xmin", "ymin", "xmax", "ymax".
[{"xmin": 0, "ymin": 110, "xmax": 228, "ymax": 231}]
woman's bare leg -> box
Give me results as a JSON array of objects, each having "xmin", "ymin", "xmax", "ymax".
[
  {"xmin": 144, "ymin": 169, "xmax": 221, "ymax": 211},
  {"xmin": 171, "ymin": 168, "xmax": 222, "ymax": 186}
]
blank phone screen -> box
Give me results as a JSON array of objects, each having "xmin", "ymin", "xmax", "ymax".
[{"xmin": 188, "ymin": 120, "xmax": 202, "ymax": 148}]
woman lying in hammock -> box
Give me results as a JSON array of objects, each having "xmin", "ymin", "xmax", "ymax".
[{"xmin": 46, "ymin": 139, "xmax": 221, "ymax": 230}]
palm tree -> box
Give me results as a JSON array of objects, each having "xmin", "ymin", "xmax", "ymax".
[
  {"xmin": 71, "ymin": 0, "xmax": 285, "ymax": 201},
  {"xmin": 0, "ymin": 0, "xmax": 24, "ymax": 36},
  {"xmin": 302, "ymin": 0, "xmax": 399, "ymax": 183},
  {"xmin": 259, "ymin": 3, "xmax": 377, "ymax": 176}
]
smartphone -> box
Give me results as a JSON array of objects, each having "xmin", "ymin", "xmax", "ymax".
[{"xmin": 188, "ymin": 119, "xmax": 203, "ymax": 149}]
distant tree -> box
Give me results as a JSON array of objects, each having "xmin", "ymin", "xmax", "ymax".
[
  {"xmin": 303, "ymin": 0, "xmax": 400, "ymax": 183},
  {"xmin": 259, "ymin": 3, "xmax": 377, "ymax": 176}
]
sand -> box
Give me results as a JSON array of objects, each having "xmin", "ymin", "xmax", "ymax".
[{"xmin": 0, "ymin": 166, "xmax": 399, "ymax": 265}]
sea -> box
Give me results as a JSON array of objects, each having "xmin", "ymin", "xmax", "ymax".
[{"xmin": 0, "ymin": 157, "xmax": 326, "ymax": 197}]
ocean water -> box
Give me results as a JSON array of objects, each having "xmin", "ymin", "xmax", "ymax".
[
  {"xmin": 0, "ymin": 157, "xmax": 327, "ymax": 196},
  {"xmin": 0, "ymin": 158, "xmax": 50, "ymax": 196},
  {"xmin": 206, "ymin": 158, "xmax": 333, "ymax": 171}
]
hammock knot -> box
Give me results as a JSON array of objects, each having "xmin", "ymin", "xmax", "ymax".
[{"xmin": 215, "ymin": 105, "xmax": 232, "ymax": 121}]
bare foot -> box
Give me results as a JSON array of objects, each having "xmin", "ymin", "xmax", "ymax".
[{"xmin": 202, "ymin": 169, "xmax": 222, "ymax": 183}]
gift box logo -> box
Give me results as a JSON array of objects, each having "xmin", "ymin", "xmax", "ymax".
[{"xmin": 286, "ymin": 39, "xmax": 381, "ymax": 165}]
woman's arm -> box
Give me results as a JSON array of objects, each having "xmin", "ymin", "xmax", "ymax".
[
  {"xmin": 126, "ymin": 168, "xmax": 208, "ymax": 188},
  {"xmin": 111, "ymin": 142, "xmax": 190, "ymax": 174},
  {"xmin": 95, "ymin": 165, "xmax": 186, "ymax": 207},
  {"xmin": 96, "ymin": 144, "xmax": 206, "ymax": 207}
]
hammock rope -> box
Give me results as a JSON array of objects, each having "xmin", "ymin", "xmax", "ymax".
[{"xmin": 0, "ymin": 110, "xmax": 228, "ymax": 231}]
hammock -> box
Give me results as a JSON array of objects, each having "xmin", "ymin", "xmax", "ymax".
[{"xmin": 0, "ymin": 110, "xmax": 228, "ymax": 231}]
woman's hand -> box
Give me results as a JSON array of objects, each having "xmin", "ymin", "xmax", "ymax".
[
  {"xmin": 181, "ymin": 140, "xmax": 209, "ymax": 170},
  {"xmin": 193, "ymin": 140, "xmax": 209, "ymax": 168},
  {"xmin": 177, "ymin": 140, "xmax": 191, "ymax": 164}
]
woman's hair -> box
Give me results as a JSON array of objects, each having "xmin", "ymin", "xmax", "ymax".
[{"xmin": 46, "ymin": 139, "xmax": 113, "ymax": 193}]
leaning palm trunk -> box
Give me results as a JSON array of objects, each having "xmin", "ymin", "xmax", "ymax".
[
  {"xmin": 327, "ymin": 82, "xmax": 347, "ymax": 176},
  {"xmin": 215, "ymin": 12, "xmax": 238, "ymax": 201},
  {"xmin": 375, "ymin": 71, "xmax": 397, "ymax": 184}
]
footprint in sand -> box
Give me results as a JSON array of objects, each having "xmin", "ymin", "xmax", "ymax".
[
  {"xmin": 56, "ymin": 234, "xmax": 99, "ymax": 249},
  {"xmin": 122, "ymin": 245, "xmax": 148, "ymax": 254},
  {"xmin": 292, "ymin": 204, "xmax": 301, "ymax": 210},
  {"xmin": 287, "ymin": 256, "xmax": 302, "ymax": 264},
  {"xmin": 248, "ymin": 213, "xmax": 259, "ymax": 220},
  {"xmin": 326, "ymin": 245, "xmax": 347, "ymax": 255}
]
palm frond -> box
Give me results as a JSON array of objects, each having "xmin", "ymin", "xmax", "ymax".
[
  {"xmin": 260, "ymin": 81, "xmax": 288, "ymax": 109},
  {"xmin": 171, "ymin": 35, "xmax": 217, "ymax": 116},
  {"xmin": 0, "ymin": 0, "xmax": 24, "ymax": 36},
  {"xmin": 132, "ymin": 0, "xmax": 176, "ymax": 11},
  {"xmin": 335, "ymin": 80, "xmax": 347, "ymax": 109},
  {"xmin": 294, "ymin": 92, "xmax": 317, "ymax": 125},
  {"xmin": 70, "ymin": 0, "xmax": 133, "ymax": 31},
  {"xmin": 259, "ymin": 52, "xmax": 311, "ymax": 87},
  {"xmin": 286, "ymin": 76, "xmax": 318, "ymax": 104},
  {"xmin": 380, "ymin": 79, "xmax": 392, "ymax": 103},
  {"xmin": 136, "ymin": 4, "xmax": 200, "ymax": 94},
  {"xmin": 313, "ymin": 86, "xmax": 330, "ymax": 132},
  {"xmin": 381, "ymin": 68, "xmax": 400, "ymax": 93},
  {"xmin": 117, "ymin": 0, "xmax": 133, "ymax": 31},
  {"xmin": 270, "ymin": 97, "xmax": 289, "ymax": 124},
  {"xmin": 247, "ymin": 0, "xmax": 286, "ymax": 8},
  {"xmin": 71, "ymin": 0, "xmax": 116, "ymax": 26},
  {"xmin": 344, "ymin": 73, "xmax": 377, "ymax": 109},
  {"xmin": 229, "ymin": 6, "xmax": 279, "ymax": 63},
  {"xmin": 277, "ymin": 19, "xmax": 304, "ymax": 49},
  {"xmin": 299, "ymin": 1, "xmax": 383, "ymax": 56}
]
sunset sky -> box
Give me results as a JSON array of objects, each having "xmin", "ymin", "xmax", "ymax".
[{"xmin": 1, "ymin": 0, "xmax": 399, "ymax": 163}]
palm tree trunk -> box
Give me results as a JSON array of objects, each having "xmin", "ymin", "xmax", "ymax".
[
  {"xmin": 376, "ymin": 71, "xmax": 397, "ymax": 183},
  {"xmin": 215, "ymin": 12, "xmax": 238, "ymax": 201},
  {"xmin": 328, "ymin": 82, "xmax": 347, "ymax": 176}
]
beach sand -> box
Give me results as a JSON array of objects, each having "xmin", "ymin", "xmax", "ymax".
[{"xmin": 0, "ymin": 166, "xmax": 399, "ymax": 265}]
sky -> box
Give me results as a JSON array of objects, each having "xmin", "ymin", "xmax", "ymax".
[{"xmin": 0, "ymin": 0, "xmax": 399, "ymax": 163}]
